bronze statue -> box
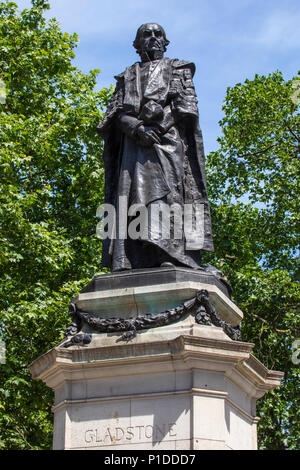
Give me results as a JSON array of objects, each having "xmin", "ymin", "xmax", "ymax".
[{"xmin": 97, "ymin": 23, "xmax": 214, "ymax": 271}]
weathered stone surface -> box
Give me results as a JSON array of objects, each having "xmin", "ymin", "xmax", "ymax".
[
  {"xmin": 71, "ymin": 267, "xmax": 242, "ymax": 327},
  {"xmin": 29, "ymin": 328, "xmax": 283, "ymax": 450}
]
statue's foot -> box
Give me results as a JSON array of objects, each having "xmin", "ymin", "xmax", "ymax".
[
  {"xmin": 160, "ymin": 262, "xmax": 175, "ymax": 268},
  {"xmin": 200, "ymin": 265, "xmax": 223, "ymax": 277},
  {"xmin": 112, "ymin": 267, "xmax": 131, "ymax": 272},
  {"xmin": 201, "ymin": 265, "xmax": 233, "ymax": 299}
]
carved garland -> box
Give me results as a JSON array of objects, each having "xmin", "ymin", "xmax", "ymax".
[{"xmin": 63, "ymin": 289, "xmax": 241, "ymax": 347}]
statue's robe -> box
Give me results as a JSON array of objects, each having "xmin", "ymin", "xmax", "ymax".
[{"xmin": 97, "ymin": 57, "xmax": 214, "ymax": 271}]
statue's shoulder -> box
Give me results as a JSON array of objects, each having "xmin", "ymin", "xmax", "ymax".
[
  {"xmin": 114, "ymin": 62, "xmax": 140, "ymax": 82},
  {"xmin": 171, "ymin": 59, "xmax": 196, "ymax": 77},
  {"xmin": 114, "ymin": 72, "xmax": 125, "ymax": 81}
]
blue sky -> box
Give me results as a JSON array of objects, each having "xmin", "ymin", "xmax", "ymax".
[{"xmin": 15, "ymin": 0, "xmax": 300, "ymax": 153}]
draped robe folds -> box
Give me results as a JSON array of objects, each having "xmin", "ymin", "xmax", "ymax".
[{"xmin": 96, "ymin": 57, "xmax": 214, "ymax": 271}]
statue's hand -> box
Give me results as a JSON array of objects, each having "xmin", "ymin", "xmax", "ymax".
[{"xmin": 136, "ymin": 125, "xmax": 161, "ymax": 147}]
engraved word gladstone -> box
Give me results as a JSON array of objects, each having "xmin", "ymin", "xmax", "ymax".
[{"xmin": 84, "ymin": 423, "xmax": 177, "ymax": 446}]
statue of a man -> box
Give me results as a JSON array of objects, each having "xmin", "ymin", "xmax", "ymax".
[{"xmin": 97, "ymin": 23, "xmax": 214, "ymax": 271}]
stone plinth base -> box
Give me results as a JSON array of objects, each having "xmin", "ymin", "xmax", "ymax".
[
  {"xmin": 73, "ymin": 267, "xmax": 243, "ymax": 326},
  {"xmin": 29, "ymin": 326, "xmax": 282, "ymax": 450},
  {"xmin": 29, "ymin": 269, "xmax": 283, "ymax": 450}
]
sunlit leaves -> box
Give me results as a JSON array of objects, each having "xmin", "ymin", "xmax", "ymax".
[
  {"xmin": 0, "ymin": 0, "xmax": 299, "ymax": 451},
  {"xmin": 0, "ymin": 0, "xmax": 111, "ymax": 449},
  {"xmin": 205, "ymin": 71, "xmax": 300, "ymax": 450}
]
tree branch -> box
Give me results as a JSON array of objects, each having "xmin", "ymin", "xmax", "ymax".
[
  {"xmin": 251, "ymin": 312, "xmax": 297, "ymax": 334},
  {"xmin": 15, "ymin": 426, "xmax": 34, "ymax": 450},
  {"xmin": 286, "ymin": 124, "xmax": 300, "ymax": 144},
  {"xmin": 237, "ymin": 144, "xmax": 279, "ymax": 159}
]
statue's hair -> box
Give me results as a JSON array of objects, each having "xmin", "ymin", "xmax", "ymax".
[{"xmin": 133, "ymin": 23, "xmax": 170, "ymax": 53}]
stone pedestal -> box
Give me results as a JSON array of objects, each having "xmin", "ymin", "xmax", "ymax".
[{"xmin": 29, "ymin": 268, "xmax": 283, "ymax": 450}]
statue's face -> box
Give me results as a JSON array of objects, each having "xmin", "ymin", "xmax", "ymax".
[{"xmin": 137, "ymin": 23, "xmax": 166, "ymax": 54}]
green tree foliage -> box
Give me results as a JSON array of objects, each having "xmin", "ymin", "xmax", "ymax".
[
  {"xmin": 205, "ymin": 71, "xmax": 300, "ymax": 449},
  {"xmin": 0, "ymin": 0, "xmax": 112, "ymax": 449},
  {"xmin": 0, "ymin": 1, "xmax": 299, "ymax": 450}
]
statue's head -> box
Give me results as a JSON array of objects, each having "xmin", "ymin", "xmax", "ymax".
[{"xmin": 133, "ymin": 23, "xmax": 170, "ymax": 61}]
